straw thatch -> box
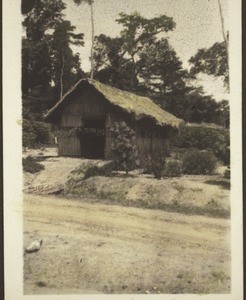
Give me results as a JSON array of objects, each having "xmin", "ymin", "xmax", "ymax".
[{"xmin": 45, "ymin": 79, "xmax": 182, "ymax": 128}]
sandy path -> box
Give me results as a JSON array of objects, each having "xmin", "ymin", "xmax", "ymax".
[{"xmin": 23, "ymin": 194, "xmax": 230, "ymax": 295}]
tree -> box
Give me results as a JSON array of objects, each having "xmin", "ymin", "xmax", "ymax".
[
  {"xmin": 163, "ymin": 85, "xmax": 229, "ymax": 126},
  {"xmin": 21, "ymin": 0, "xmax": 86, "ymax": 148},
  {"xmin": 94, "ymin": 12, "xmax": 177, "ymax": 92},
  {"xmin": 52, "ymin": 20, "xmax": 84, "ymax": 99},
  {"xmin": 116, "ymin": 12, "xmax": 176, "ymax": 59},
  {"xmin": 116, "ymin": 12, "xmax": 176, "ymax": 91},
  {"xmin": 74, "ymin": 0, "xmax": 95, "ymax": 79},
  {"xmin": 110, "ymin": 122, "xmax": 140, "ymax": 175},
  {"xmin": 189, "ymin": 41, "xmax": 229, "ymax": 88},
  {"xmin": 189, "ymin": 0, "xmax": 229, "ymax": 89},
  {"xmin": 22, "ymin": 0, "xmax": 66, "ymax": 41},
  {"xmin": 137, "ymin": 38, "xmax": 188, "ymax": 95},
  {"xmin": 92, "ymin": 11, "xmax": 227, "ymax": 126},
  {"xmin": 217, "ymin": 0, "xmax": 229, "ymax": 57},
  {"xmin": 22, "ymin": 0, "xmax": 85, "ymax": 117},
  {"xmin": 215, "ymin": 99, "xmax": 229, "ymax": 128},
  {"xmin": 22, "ymin": 0, "xmax": 66, "ymax": 117},
  {"xmin": 93, "ymin": 34, "xmax": 138, "ymax": 90},
  {"xmin": 21, "ymin": 0, "xmax": 37, "ymax": 14}
]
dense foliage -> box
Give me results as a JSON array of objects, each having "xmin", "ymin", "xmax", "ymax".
[
  {"xmin": 93, "ymin": 12, "xmax": 229, "ymax": 126},
  {"xmin": 182, "ymin": 150, "xmax": 217, "ymax": 175},
  {"xmin": 164, "ymin": 160, "xmax": 182, "ymax": 177},
  {"xmin": 173, "ymin": 124, "xmax": 230, "ymax": 165},
  {"xmin": 189, "ymin": 41, "xmax": 229, "ymax": 88},
  {"xmin": 224, "ymin": 168, "xmax": 230, "ymax": 179},
  {"xmin": 93, "ymin": 11, "xmax": 189, "ymax": 104},
  {"xmin": 110, "ymin": 122, "xmax": 140, "ymax": 175},
  {"xmin": 142, "ymin": 153, "xmax": 166, "ymax": 179},
  {"xmin": 83, "ymin": 162, "xmax": 115, "ymax": 180},
  {"xmin": 23, "ymin": 119, "xmax": 52, "ymax": 147},
  {"xmin": 22, "ymin": 0, "xmax": 85, "ymax": 146},
  {"xmin": 23, "ymin": 156, "xmax": 45, "ymax": 173}
]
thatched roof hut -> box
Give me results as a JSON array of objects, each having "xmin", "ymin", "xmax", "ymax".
[{"xmin": 45, "ymin": 79, "xmax": 182, "ymax": 159}]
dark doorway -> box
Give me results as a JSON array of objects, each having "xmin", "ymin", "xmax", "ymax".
[
  {"xmin": 80, "ymin": 118, "xmax": 105, "ymax": 159},
  {"xmin": 81, "ymin": 134, "xmax": 105, "ymax": 158}
]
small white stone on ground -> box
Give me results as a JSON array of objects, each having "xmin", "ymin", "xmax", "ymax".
[{"xmin": 25, "ymin": 239, "xmax": 43, "ymax": 253}]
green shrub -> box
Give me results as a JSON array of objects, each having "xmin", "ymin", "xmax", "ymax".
[
  {"xmin": 173, "ymin": 125, "xmax": 230, "ymax": 165},
  {"xmin": 23, "ymin": 130, "xmax": 37, "ymax": 148},
  {"xmin": 164, "ymin": 160, "xmax": 182, "ymax": 177},
  {"xmin": 142, "ymin": 153, "xmax": 166, "ymax": 179},
  {"xmin": 23, "ymin": 156, "xmax": 45, "ymax": 173},
  {"xmin": 217, "ymin": 146, "xmax": 230, "ymax": 166},
  {"xmin": 33, "ymin": 121, "xmax": 52, "ymax": 145},
  {"xmin": 224, "ymin": 168, "xmax": 230, "ymax": 179},
  {"xmin": 23, "ymin": 119, "xmax": 52, "ymax": 147},
  {"xmin": 142, "ymin": 154, "xmax": 154, "ymax": 174},
  {"xmin": 182, "ymin": 149, "xmax": 217, "ymax": 175},
  {"xmin": 152, "ymin": 155, "xmax": 166, "ymax": 179},
  {"xmin": 110, "ymin": 122, "xmax": 140, "ymax": 175},
  {"xmin": 83, "ymin": 162, "xmax": 115, "ymax": 180}
]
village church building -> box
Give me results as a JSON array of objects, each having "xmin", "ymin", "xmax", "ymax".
[{"xmin": 45, "ymin": 79, "xmax": 182, "ymax": 159}]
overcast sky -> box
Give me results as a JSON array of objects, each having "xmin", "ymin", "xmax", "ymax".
[{"xmin": 63, "ymin": 0, "xmax": 229, "ymax": 101}]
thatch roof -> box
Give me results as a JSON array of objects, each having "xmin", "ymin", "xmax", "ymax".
[{"xmin": 45, "ymin": 79, "xmax": 182, "ymax": 128}]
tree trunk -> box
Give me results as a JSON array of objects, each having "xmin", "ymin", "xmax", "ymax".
[
  {"xmin": 130, "ymin": 54, "xmax": 137, "ymax": 91},
  {"xmin": 60, "ymin": 52, "xmax": 65, "ymax": 99},
  {"xmin": 217, "ymin": 0, "xmax": 229, "ymax": 62},
  {"xmin": 217, "ymin": 0, "xmax": 229, "ymax": 90},
  {"xmin": 90, "ymin": 1, "xmax": 95, "ymax": 79}
]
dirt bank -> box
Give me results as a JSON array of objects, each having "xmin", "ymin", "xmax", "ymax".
[
  {"xmin": 65, "ymin": 174, "xmax": 230, "ymax": 218},
  {"xmin": 23, "ymin": 154, "xmax": 230, "ymax": 218},
  {"xmin": 23, "ymin": 156, "xmax": 108, "ymax": 194}
]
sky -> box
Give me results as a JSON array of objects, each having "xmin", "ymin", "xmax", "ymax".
[{"xmin": 62, "ymin": 0, "xmax": 229, "ymax": 101}]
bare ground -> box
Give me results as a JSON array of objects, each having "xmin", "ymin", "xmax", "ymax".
[{"xmin": 24, "ymin": 193, "xmax": 230, "ymax": 295}]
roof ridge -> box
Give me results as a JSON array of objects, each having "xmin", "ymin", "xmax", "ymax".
[
  {"xmin": 89, "ymin": 78, "xmax": 151, "ymax": 101},
  {"xmin": 44, "ymin": 78, "xmax": 86, "ymax": 118},
  {"xmin": 44, "ymin": 78, "xmax": 182, "ymax": 128}
]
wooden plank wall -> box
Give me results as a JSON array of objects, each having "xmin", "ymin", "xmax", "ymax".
[
  {"xmin": 136, "ymin": 122, "xmax": 169, "ymax": 158},
  {"xmin": 136, "ymin": 137, "xmax": 169, "ymax": 158},
  {"xmin": 58, "ymin": 136, "xmax": 81, "ymax": 156}
]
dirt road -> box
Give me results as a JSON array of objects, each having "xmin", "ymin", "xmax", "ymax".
[{"xmin": 24, "ymin": 193, "xmax": 230, "ymax": 295}]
